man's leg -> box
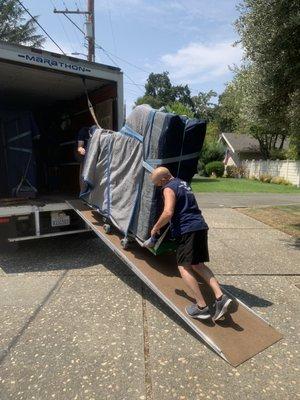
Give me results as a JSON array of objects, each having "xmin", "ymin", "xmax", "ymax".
[
  {"xmin": 192, "ymin": 263, "xmax": 233, "ymax": 320},
  {"xmin": 178, "ymin": 265, "xmax": 207, "ymax": 308},
  {"xmin": 192, "ymin": 263, "xmax": 223, "ymax": 300}
]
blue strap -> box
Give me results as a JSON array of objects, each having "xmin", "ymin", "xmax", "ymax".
[
  {"xmin": 143, "ymin": 110, "xmax": 156, "ymax": 160},
  {"xmin": 125, "ymin": 170, "xmax": 144, "ymax": 237},
  {"xmin": 120, "ymin": 125, "xmax": 144, "ymax": 142},
  {"xmin": 8, "ymin": 146, "xmax": 32, "ymax": 153},
  {"xmin": 125, "ymin": 111, "xmax": 156, "ymax": 236},
  {"xmin": 7, "ymin": 131, "xmax": 31, "ymax": 143},
  {"xmin": 176, "ymin": 118, "xmax": 188, "ymax": 177},
  {"xmin": 146, "ymin": 151, "xmax": 199, "ymax": 166},
  {"xmin": 106, "ymin": 135, "xmax": 113, "ymax": 217},
  {"xmin": 142, "ymin": 161, "xmax": 154, "ymax": 172}
]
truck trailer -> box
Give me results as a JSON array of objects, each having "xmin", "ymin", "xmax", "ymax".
[
  {"xmin": 0, "ymin": 42, "xmax": 283, "ymax": 365},
  {"xmin": 0, "ymin": 41, "xmax": 123, "ymax": 242}
]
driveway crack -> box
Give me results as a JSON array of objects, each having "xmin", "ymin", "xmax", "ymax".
[{"xmin": 142, "ymin": 283, "xmax": 153, "ymax": 400}]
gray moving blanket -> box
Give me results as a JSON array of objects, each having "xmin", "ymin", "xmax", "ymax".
[{"xmin": 81, "ymin": 104, "xmax": 206, "ymax": 243}]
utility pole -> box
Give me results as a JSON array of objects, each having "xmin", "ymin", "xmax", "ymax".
[
  {"xmin": 53, "ymin": 0, "xmax": 95, "ymax": 62},
  {"xmin": 87, "ymin": 0, "xmax": 95, "ymax": 62}
]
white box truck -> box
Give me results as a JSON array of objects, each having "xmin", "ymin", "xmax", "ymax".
[{"xmin": 0, "ymin": 41, "xmax": 123, "ymax": 242}]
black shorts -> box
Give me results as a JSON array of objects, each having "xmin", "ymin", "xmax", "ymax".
[{"xmin": 176, "ymin": 229, "xmax": 209, "ymax": 266}]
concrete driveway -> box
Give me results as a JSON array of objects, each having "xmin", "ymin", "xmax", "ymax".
[
  {"xmin": 195, "ymin": 192, "xmax": 300, "ymax": 208},
  {"xmin": 0, "ymin": 207, "xmax": 299, "ymax": 399}
]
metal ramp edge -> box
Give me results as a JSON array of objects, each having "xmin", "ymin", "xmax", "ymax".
[{"xmin": 67, "ymin": 200, "xmax": 283, "ymax": 367}]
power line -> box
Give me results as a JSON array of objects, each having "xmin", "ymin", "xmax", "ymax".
[
  {"xmin": 53, "ymin": 7, "xmax": 146, "ymax": 92},
  {"xmin": 59, "ymin": 0, "xmax": 84, "ymax": 49},
  {"xmin": 125, "ymin": 81, "xmax": 145, "ymax": 88},
  {"xmin": 93, "ymin": 42, "xmax": 150, "ymax": 74},
  {"xmin": 97, "ymin": 46, "xmax": 144, "ymax": 93},
  {"xmin": 62, "ymin": 11, "xmax": 85, "ymax": 35},
  {"xmin": 57, "ymin": 11, "xmax": 150, "ymax": 74},
  {"xmin": 106, "ymin": 0, "xmax": 117, "ymax": 54},
  {"xmin": 16, "ymin": 0, "xmax": 66, "ymax": 54},
  {"xmin": 49, "ymin": 0, "xmax": 77, "ymax": 53},
  {"xmin": 73, "ymin": 0, "xmax": 86, "ymax": 38}
]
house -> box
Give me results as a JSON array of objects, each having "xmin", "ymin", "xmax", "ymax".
[{"xmin": 219, "ymin": 132, "xmax": 263, "ymax": 167}]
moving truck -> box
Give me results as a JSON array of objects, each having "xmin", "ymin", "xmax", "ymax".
[
  {"xmin": 0, "ymin": 41, "xmax": 123, "ymax": 242},
  {"xmin": 0, "ymin": 43, "xmax": 282, "ymax": 367}
]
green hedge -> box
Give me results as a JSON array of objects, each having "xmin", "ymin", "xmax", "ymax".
[{"xmin": 205, "ymin": 161, "xmax": 225, "ymax": 177}]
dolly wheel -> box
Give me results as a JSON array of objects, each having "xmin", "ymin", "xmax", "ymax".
[
  {"xmin": 103, "ymin": 224, "xmax": 111, "ymax": 234},
  {"xmin": 120, "ymin": 238, "xmax": 129, "ymax": 250}
]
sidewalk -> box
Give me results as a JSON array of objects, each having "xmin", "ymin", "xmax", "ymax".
[{"xmin": 0, "ymin": 209, "xmax": 299, "ymax": 399}]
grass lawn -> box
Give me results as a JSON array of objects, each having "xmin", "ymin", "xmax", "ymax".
[
  {"xmin": 191, "ymin": 177, "xmax": 300, "ymax": 193},
  {"xmin": 238, "ymin": 205, "xmax": 300, "ymax": 238}
]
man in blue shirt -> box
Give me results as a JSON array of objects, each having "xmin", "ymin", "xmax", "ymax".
[
  {"xmin": 76, "ymin": 126, "xmax": 97, "ymax": 191},
  {"xmin": 150, "ymin": 166, "xmax": 232, "ymax": 321}
]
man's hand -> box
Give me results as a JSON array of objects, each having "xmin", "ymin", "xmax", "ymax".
[
  {"xmin": 151, "ymin": 226, "xmax": 160, "ymax": 237},
  {"xmin": 77, "ymin": 147, "xmax": 86, "ymax": 156}
]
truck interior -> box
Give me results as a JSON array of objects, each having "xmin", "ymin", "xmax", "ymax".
[{"xmin": 0, "ymin": 59, "xmax": 119, "ymax": 202}]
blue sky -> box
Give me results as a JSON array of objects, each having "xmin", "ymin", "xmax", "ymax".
[{"xmin": 23, "ymin": 0, "xmax": 242, "ymax": 109}]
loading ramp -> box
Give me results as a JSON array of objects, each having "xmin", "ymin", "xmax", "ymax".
[{"xmin": 67, "ymin": 200, "xmax": 282, "ymax": 367}]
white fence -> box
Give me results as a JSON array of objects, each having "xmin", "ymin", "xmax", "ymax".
[{"xmin": 242, "ymin": 159, "xmax": 300, "ymax": 187}]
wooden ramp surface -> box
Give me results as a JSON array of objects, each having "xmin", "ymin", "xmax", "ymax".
[{"xmin": 68, "ymin": 200, "xmax": 283, "ymax": 367}]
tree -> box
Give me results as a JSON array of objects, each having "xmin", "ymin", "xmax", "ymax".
[
  {"xmin": 192, "ymin": 90, "xmax": 217, "ymax": 121},
  {"xmin": 232, "ymin": 0, "xmax": 300, "ymax": 158},
  {"xmin": 215, "ymin": 76, "xmax": 242, "ymax": 133},
  {"xmin": 172, "ymin": 84, "xmax": 194, "ymax": 108},
  {"xmin": 135, "ymin": 94, "xmax": 163, "ymax": 109},
  {"xmin": 165, "ymin": 101, "xmax": 195, "ymax": 118},
  {"xmin": 0, "ymin": 0, "xmax": 45, "ymax": 47},
  {"xmin": 143, "ymin": 72, "xmax": 173, "ymax": 107},
  {"xmin": 205, "ymin": 121, "xmax": 221, "ymax": 142},
  {"xmin": 286, "ymin": 89, "xmax": 300, "ymax": 160},
  {"xmin": 200, "ymin": 141, "xmax": 225, "ymax": 166},
  {"xmin": 136, "ymin": 72, "xmax": 196, "ymax": 109},
  {"xmin": 136, "ymin": 72, "xmax": 219, "ymax": 124}
]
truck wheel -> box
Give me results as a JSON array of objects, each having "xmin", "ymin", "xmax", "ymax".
[
  {"xmin": 103, "ymin": 224, "xmax": 111, "ymax": 234},
  {"xmin": 120, "ymin": 238, "xmax": 129, "ymax": 250}
]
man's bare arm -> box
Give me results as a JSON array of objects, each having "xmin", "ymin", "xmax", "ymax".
[
  {"xmin": 151, "ymin": 188, "xmax": 176, "ymax": 236},
  {"xmin": 77, "ymin": 140, "xmax": 85, "ymax": 155}
]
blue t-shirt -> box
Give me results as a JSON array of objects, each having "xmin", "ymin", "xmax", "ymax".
[
  {"xmin": 163, "ymin": 178, "xmax": 208, "ymax": 237},
  {"xmin": 77, "ymin": 127, "xmax": 90, "ymax": 148}
]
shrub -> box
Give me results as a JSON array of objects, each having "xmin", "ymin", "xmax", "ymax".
[
  {"xmin": 199, "ymin": 141, "xmax": 225, "ymax": 165},
  {"xmin": 225, "ymin": 165, "xmax": 237, "ymax": 178},
  {"xmin": 270, "ymin": 176, "xmax": 291, "ymax": 185},
  {"xmin": 259, "ymin": 174, "xmax": 272, "ymax": 183},
  {"xmin": 205, "ymin": 161, "xmax": 225, "ymax": 177},
  {"xmin": 225, "ymin": 165, "xmax": 247, "ymax": 178},
  {"xmin": 269, "ymin": 148, "xmax": 287, "ymax": 160},
  {"xmin": 237, "ymin": 165, "xmax": 247, "ymax": 178}
]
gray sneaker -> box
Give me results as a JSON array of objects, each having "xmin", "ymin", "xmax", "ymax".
[
  {"xmin": 213, "ymin": 294, "xmax": 232, "ymax": 321},
  {"xmin": 185, "ymin": 303, "xmax": 211, "ymax": 320}
]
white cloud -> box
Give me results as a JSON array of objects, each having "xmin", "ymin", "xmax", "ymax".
[{"xmin": 161, "ymin": 41, "xmax": 243, "ymax": 85}]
